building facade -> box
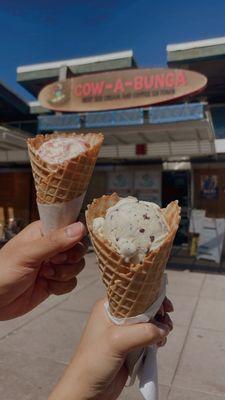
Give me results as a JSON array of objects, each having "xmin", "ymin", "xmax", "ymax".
[{"xmin": 1, "ymin": 38, "xmax": 224, "ymax": 242}]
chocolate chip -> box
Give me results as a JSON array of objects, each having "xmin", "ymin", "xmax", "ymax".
[
  {"xmin": 116, "ymin": 238, "xmax": 119, "ymax": 242},
  {"xmin": 143, "ymin": 213, "xmax": 150, "ymax": 220},
  {"xmin": 150, "ymin": 235, "xmax": 155, "ymax": 242},
  {"xmin": 139, "ymin": 228, "xmax": 145, "ymax": 233}
]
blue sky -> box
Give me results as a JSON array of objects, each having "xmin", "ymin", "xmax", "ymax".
[{"xmin": 1, "ymin": 0, "xmax": 225, "ymax": 100}]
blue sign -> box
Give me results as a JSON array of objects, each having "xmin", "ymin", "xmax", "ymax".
[
  {"xmin": 149, "ymin": 103, "xmax": 204, "ymax": 124},
  {"xmin": 85, "ymin": 108, "xmax": 144, "ymax": 128},
  {"xmin": 38, "ymin": 103, "xmax": 206, "ymax": 132},
  {"xmin": 38, "ymin": 114, "xmax": 81, "ymax": 132}
]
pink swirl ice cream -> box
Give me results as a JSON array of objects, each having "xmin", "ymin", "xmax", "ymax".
[{"xmin": 37, "ymin": 137, "xmax": 89, "ymax": 164}]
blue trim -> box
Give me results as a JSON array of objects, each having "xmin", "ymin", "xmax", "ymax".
[
  {"xmin": 38, "ymin": 113, "xmax": 81, "ymax": 131},
  {"xmin": 85, "ymin": 108, "xmax": 144, "ymax": 128},
  {"xmin": 38, "ymin": 103, "xmax": 206, "ymax": 132},
  {"xmin": 149, "ymin": 103, "xmax": 205, "ymax": 124}
]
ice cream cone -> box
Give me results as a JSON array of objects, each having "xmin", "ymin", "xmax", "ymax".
[
  {"xmin": 86, "ymin": 193, "xmax": 181, "ymax": 318},
  {"xmin": 28, "ymin": 132, "xmax": 103, "ymax": 232},
  {"xmin": 28, "ymin": 132, "xmax": 103, "ymax": 204}
]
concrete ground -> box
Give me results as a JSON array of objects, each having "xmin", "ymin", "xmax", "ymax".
[{"xmin": 0, "ymin": 253, "xmax": 225, "ymax": 400}]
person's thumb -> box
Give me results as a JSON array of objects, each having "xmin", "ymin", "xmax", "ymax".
[
  {"xmin": 20, "ymin": 222, "xmax": 86, "ymax": 265},
  {"xmin": 111, "ymin": 321, "xmax": 170, "ymax": 354}
]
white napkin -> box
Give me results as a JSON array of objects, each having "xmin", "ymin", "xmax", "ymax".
[
  {"xmin": 104, "ymin": 273, "xmax": 167, "ymax": 400},
  {"xmin": 38, "ymin": 192, "xmax": 86, "ymax": 234}
]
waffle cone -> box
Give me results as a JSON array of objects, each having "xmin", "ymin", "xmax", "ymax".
[
  {"xmin": 27, "ymin": 132, "xmax": 104, "ymax": 204},
  {"xmin": 86, "ymin": 193, "xmax": 181, "ymax": 318}
]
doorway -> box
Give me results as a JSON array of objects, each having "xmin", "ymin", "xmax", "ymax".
[{"xmin": 162, "ymin": 170, "xmax": 191, "ymax": 245}]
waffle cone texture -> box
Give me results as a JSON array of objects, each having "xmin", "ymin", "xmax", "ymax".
[
  {"xmin": 27, "ymin": 132, "xmax": 104, "ymax": 204},
  {"xmin": 86, "ymin": 193, "xmax": 181, "ymax": 318}
]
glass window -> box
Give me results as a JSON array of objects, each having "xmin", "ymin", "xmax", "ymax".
[{"xmin": 211, "ymin": 106, "xmax": 225, "ymax": 139}]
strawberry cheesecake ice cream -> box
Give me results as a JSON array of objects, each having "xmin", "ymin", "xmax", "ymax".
[{"xmin": 37, "ymin": 137, "xmax": 89, "ymax": 164}]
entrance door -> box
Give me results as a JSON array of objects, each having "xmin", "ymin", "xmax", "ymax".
[{"xmin": 162, "ymin": 170, "xmax": 190, "ymax": 245}]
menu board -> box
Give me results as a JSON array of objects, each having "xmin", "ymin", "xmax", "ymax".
[{"xmin": 134, "ymin": 170, "xmax": 161, "ymax": 205}]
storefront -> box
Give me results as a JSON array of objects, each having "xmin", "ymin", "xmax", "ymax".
[
  {"xmin": 15, "ymin": 40, "xmax": 225, "ymax": 249},
  {"xmin": 16, "ymin": 50, "xmax": 214, "ymax": 241}
]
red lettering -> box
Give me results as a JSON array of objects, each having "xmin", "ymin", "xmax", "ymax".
[
  {"xmin": 143, "ymin": 76, "xmax": 154, "ymax": 90},
  {"xmin": 165, "ymin": 72, "xmax": 175, "ymax": 88},
  {"xmin": 83, "ymin": 83, "xmax": 91, "ymax": 97},
  {"xmin": 176, "ymin": 71, "xmax": 187, "ymax": 86},
  {"xmin": 134, "ymin": 76, "xmax": 143, "ymax": 91},
  {"xmin": 114, "ymin": 78, "xmax": 124, "ymax": 93},
  {"xmin": 154, "ymin": 74, "xmax": 165, "ymax": 89},
  {"xmin": 91, "ymin": 81, "xmax": 105, "ymax": 96},
  {"xmin": 75, "ymin": 84, "xmax": 82, "ymax": 96}
]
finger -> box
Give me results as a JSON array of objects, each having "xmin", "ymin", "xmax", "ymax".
[
  {"xmin": 42, "ymin": 258, "xmax": 85, "ymax": 281},
  {"xmin": 157, "ymin": 337, "xmax": 167, "ymax": 348},
  {"xmin": 19, "ymin": 222, "xmax": 86, "ymax": 266},
  {"xmin": 47, "ymin": 277, "xmax": 77, "ymax": 296},
  {"xmin": 110, "ymin": 320, "xmax": 170, "ymax": 354},
  {"xmin": 50, "ymin": 239, "xmax": 88, "ymax": 265},
  {"xmin": 67, "ymin": 241, "xmax": 88, "ymax": 263},
  {"xmin": 155, "ymin": 313, "xmax": 173, "ymax": 331},
  {"xmin": 163, "ymin": 297, "xmax": 174, "ymax": 313}
]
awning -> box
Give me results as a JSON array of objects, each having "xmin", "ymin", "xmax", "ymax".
[
  {"xmin": 17, "ymin": 51, "xmax": 137, "ymax": 97},
  {"xmin": 0, "ymin": 126, "xmax": 29, "ymax": 163},
  {"xmin": 98, "ymin": 104, "xmax": 215, "ymax": 159},
  {"xmin": 167, "ymin": 37, "xmax": 225, "ymax": 103},
  {"xmin": 37, "ymin": 102, "xmax": 215, "ymax": 160},
  {"xmin": 0, "ymin": 81, "xmax": 29, "ymax": 122}
]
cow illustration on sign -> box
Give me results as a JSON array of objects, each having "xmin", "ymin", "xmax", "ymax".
[{"xmin": 48, "ymin": 81, "xmax": 70, "ymax": 106}]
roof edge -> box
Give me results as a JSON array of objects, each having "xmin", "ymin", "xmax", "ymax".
[
  {"xmin": 167, "ymin": 37, "xmax": 225, "ymax": 52},
  {"xmin": 17, "ymin": 50, "xmax": 134, "ymax": 74}
]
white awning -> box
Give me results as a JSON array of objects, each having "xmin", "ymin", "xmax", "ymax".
[
  {"xmin": 0, "ymin": 126, "xmax": 29, "ymax": 163},
  {"xmin": 96, "ymin": 111, "xmax": 215, "ymax": 160}
]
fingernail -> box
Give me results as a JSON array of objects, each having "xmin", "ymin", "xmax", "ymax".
[{"xmin": 66, "ymin": 222, "xmax": 84, "ymax": 238}]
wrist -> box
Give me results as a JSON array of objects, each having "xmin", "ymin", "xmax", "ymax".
[{"xmin": 49, "ymin": 360, "xmax": 93, "ymax": 400}]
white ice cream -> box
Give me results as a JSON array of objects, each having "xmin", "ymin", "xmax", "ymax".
[
  {"xmin": 93, "ymin": 197, "xmax": 169, "ymax": 264},
  {"xmin": 37, "ymin": 137, "xmax": 89, "ymax": 164}
]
